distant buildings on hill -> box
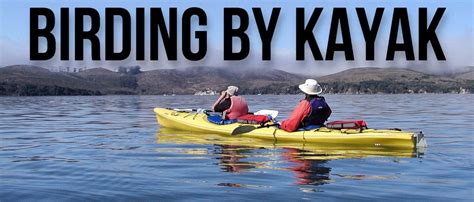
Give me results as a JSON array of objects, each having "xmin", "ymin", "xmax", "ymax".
[{"xmin": 194, "ymin": 88, "xmax": 217, "ymax": 96}]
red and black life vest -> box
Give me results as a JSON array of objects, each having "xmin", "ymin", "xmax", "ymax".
[
  {"xmin": 302, "ymin": 97, "xmax": 331, "ymax": 126},
  {"xmin": 225, "ymin": 96, "xmax": 249, "ymax": 119}
]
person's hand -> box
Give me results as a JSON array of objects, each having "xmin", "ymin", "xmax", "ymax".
[{"xmin": 219, "ymin": 91, "xmax": 227, "ymax": 98}]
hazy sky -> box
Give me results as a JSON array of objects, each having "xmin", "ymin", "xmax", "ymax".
[{"xmin": 0, "ymin": 0, "xmax": 472, "ymax": 75}]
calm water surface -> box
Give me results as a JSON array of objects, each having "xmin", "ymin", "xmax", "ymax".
[{"xmin": 1, "ymin": 95, "xmax": 473, "ymax": 201}]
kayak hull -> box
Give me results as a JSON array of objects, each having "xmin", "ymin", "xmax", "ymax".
[
  {"xmin": 154, "ymin": 108, "xmax": 425, "ymax": 149},
  {"xmin": 156, "ymin": 128, "xmax": 422, "ymax": 160}
]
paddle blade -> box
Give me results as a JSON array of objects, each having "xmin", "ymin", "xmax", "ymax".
[{"xmin": 231, "ymin": 125, "xmax": 257, "ymax": 136}]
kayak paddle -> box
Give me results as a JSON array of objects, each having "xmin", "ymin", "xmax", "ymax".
[{"xmin": 168, "ymin": 108, "xmax": 279, "ymax": 118}]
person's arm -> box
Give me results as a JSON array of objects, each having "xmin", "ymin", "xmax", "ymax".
[
  {"xmin": 214, "ymin": 99, "xmax": 231, "ymax": 112},
  {"xmin": 212, "ymin": 92, "xmax": 227, "ymax": 112},
  {"xmin": 280, "ymin": 100, "xmax": 311, "ymax": 132},
  {"xmin": 323, "ymin": 102, "xmax": 332, "ymax": 121}
]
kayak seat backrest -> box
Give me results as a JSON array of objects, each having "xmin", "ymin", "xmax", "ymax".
[{"xmin": 207, "ymin": 115, "xmax": 237, "ymax": 125}]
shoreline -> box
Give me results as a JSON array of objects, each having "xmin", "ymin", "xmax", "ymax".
[{"xmin": 0, "ymin": 92, "xmax": 471, "ymax": 97}]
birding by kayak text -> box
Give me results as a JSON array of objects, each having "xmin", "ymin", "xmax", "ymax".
[{"xmin": 30, "ymin": 7, "xmax": 446, "ymax": 61}]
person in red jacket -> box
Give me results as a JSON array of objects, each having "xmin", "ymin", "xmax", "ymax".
[
  {"xmin": 211, "ymin": 86, "xmax": 249, "ymax": 119},
  {"xmin": 281, "ymin": 79, "xmax": 332, "ymax": 132}
]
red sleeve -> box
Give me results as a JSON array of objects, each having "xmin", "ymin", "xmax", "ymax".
[{"xmin": 280, "ymin": 100, "xmax": 311, "ymax": 132}]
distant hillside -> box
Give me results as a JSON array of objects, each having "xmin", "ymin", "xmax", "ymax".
[
  {"xmin": 0, "ymin": 65, "xmax": 101, "ymax": 95},
  {"xmin": 454, "ymin": 69, "xmax": 474, "ymax": 80},
  {"xmin": 136, "ymin": 67, "xmax": 304, "ymax": 94},
  {"xmin": 0, "ymin": 65, "xmax": 472, "ymax": 96},
  {"xmin": 403, "ymin": 65, "xmax": 474, "ymax": 77},
  {"xmin": 318, "ymin": 68, "xmax": 431, "ymax": 83},
  {"xmin": 0, "ymin": 65, "xmax": 305, "ymax": 95},
  {"xmin": 75, "ymin": 68, "xmax": 137, "ymax": 94},
  {"xmin": 317, "ymin": 67, "xmax": 472, "ymax": 94}
]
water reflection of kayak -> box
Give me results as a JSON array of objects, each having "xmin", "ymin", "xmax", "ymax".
[
  {"xmin": 156, "ymin": 128, "xmax": 422, "ymax": 186},
  {"xmin": 154, "ymin": 108, "xmax": 426, "ymax": 149},
  {"xmin": 156, "ymin": 128, "xmax": 423, "ymax": 160}
]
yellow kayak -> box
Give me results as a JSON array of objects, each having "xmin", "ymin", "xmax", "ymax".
[{"xmin": 154, "ymin": 108, "xmax": 427, "ymax": 149}]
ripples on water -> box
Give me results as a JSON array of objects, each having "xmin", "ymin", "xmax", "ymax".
[{"xmin": 0, "ymin": 95, "xmax": 473, "ymax": 200}]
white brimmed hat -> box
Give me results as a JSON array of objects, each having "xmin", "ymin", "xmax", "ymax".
[
  {"xmin": 226, "ymin": 86, "xmax": 239, "ymax": 96},
  {"xmin": 298, "ymin": 79, "xmax": 323, "ymax": 95}
]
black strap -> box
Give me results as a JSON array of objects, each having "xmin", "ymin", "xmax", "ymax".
[{"xmin": 257, "ymin": 123, "xmax": 280, "ymax": 129}]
